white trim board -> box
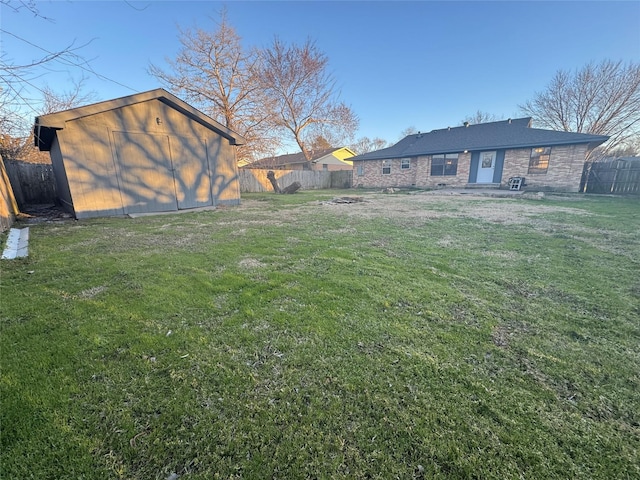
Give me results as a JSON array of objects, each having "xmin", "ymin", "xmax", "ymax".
[{"xmin": 2, "ymin": 228, "xmax": 29, "ymax": 259}]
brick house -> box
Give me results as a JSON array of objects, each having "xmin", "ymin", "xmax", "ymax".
[
  {"xmin": 351, "ymin": 118, "xmax": 608, "ymax": 192},
  {"xmin": 245, "ymin": 147, "xmax": 355, "ymax": 172}
]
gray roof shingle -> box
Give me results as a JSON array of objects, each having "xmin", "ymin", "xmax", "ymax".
[{"xmin": 352, "ymin": 118, "xmax": 609, "ymax": 161}]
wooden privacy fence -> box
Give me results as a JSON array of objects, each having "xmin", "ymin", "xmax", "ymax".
[
  {"xmin": 3, "ymin": 160, "xmax": 58, "ymax": 206},
  {"xmin": 581, "ymin": 158, "xmax": 640, "ymax": 195},
  {"xmin": 239, "ymin": 169, "xmax": 352, "ymax": 193}
]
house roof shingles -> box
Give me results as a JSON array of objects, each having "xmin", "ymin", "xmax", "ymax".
[{"xmin": 352, "ymin": 118, "xmax": 609, "ymax": 161}]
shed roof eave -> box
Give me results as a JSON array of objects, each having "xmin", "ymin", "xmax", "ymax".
[
  {"xmin": 34, "ymin": 88, "xmax": 246, "ymax": 146},
  {"xmin": 157, "ymin": 96, "xmax": 246, "ymax": 145}
]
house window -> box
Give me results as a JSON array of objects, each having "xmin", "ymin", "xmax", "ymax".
[
  {"xmin": 401, "ymin": 158, "xmax": 411, "ymax": 169},
  {"xmin": 529, "ymin": 147, "xmax": 551, "ymax": 174},
  {"xmin": 322, "ymin": 164, "xmax": 328, "ymax": 171},
  {"xmin": 356, "ymin": 164, "xmax": 364, "ymax": 176},
  {"xmin": 382, "ymin": 160, "xmax": 391, "ymax": 175},
  {"xmin": 431, "ymin": 153, "xmax": 458, "ymax": 176}
]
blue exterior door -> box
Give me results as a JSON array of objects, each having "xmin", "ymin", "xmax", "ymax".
[{"xmin": 476, "ymin": 151, "xmax": 496, "ymax": 183}]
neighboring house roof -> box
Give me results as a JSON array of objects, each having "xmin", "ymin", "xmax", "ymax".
[
  {"xmin": 34, "ymin": 88, "xmax": 246, "ymax": 151},
  {"xmin": 247, "ymin": 147, "xmax": 356, "ymax": 168},
  {"xmin": 352, "ymin": 118, "xmax": 609, "ymax": 161}
]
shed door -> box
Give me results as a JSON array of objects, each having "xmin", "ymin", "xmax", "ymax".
[
  {"xmin": 169, "ymin": 136, "xmax": 212, "ymax": 209},
  {"xmin": 114, "ymin": 132, "xmax": 178, "ymax": 214},
  {"xmin": 476, "ymin": 151, "xmax": 496, "ymax": 183}
]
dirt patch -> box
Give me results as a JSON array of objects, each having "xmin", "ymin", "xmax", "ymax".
[
  {"xmin": 239, "ymin": 191, "xmax": 591, "ymax": 227},
  {"xmin": 239, "ymin": 257, "xmax": 267, "ymax": 269},
  {"xmin": 17, "ymin": 204, "xmax": 74, "ymax": 224}
]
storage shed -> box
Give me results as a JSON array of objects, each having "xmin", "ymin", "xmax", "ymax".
[{"xmin": 34, "ymin": 88, "xmax": 245, "ymax": 219}]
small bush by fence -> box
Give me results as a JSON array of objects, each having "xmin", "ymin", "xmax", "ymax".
[
  {"xmin": 581, "ymin": 158, "xmax": 640, "ymax": 195},
  {"xmin": 4, "ymin": 160, "xmax": 58, "ymax": 206},
  {"xmin": 239, "ymin": 169, "xmax": 352, "ymax": 193}
]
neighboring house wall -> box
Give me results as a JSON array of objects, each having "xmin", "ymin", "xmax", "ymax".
[
  {"xmin": 312, "ymin": 151, "xmax": 354, "ymax": 172},
  {"xmin": 314, "ymin": 162, "xmax": 352, "ymax": 172},
  {"xmin": 250, "ymin": 147, "xmax": 355, "ymax": 172}
]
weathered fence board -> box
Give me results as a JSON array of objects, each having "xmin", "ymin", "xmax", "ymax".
[
  {"xmin": 581, "ymin": 159, "xmax": 640, "ymax": 195},
  {"xmin": 4, "ymin": 160, "xmax": 58, "ymax": 206},
  {"xmin": 239, "ymin": 169, "xmax": 352, "ymax": 193}
]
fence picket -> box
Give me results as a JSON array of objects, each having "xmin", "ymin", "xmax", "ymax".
[
  {"xmin": 582, "ymin": 159, "xmax": 640, "ymax": 195},
  {"xmin": 238, "ymin": 169, "xmax": 352, "ymax": 193}
]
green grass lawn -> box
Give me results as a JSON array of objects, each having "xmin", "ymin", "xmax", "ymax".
[{"xmin": 1, "ymin": 190, "xmax": 639, "ymax": 479}]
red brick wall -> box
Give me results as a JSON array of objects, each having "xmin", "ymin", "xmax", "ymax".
[
  {"xmin": 353, "ymin": 153, "xmax": 471, "ymax": 188},
  {"xmin": 354, "ymin": 146, "xmax": 588, "ymax": 192},
  {"xmin": 501, "ymin": 144, "xmax": 588, "ymax": 192}
]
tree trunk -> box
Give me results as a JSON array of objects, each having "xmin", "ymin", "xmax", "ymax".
[
  {"xmin": 266, "ymin": 170, "xmax": 301, "ymax": 194},
  {"xmin": 266, "ymin": 170, "xmax": 281, "ymax": 193}
]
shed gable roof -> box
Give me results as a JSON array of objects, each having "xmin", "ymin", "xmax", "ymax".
[
  {"xmin": 352, "ymin": 118, "xmax": 609, "ymax": 161},
  {"xmin": 34, "ymin": 88, "xmax": 246, "ymax": 151}
]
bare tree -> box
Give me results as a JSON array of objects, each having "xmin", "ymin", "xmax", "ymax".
[
  {"xmin": 1, "ymin": 1, "xmax": 96, "ymax": 118},
  {"xmin": 1, "ymin": 79, "xmax": 95, "ymax": 163},
  {"xmin": 308, "ymin": 135, "xmax": 332, "ymax": 152},
  {"xmin": 520, "ymin": 60, "xmax": 640, "ymax": 156},
  {"xmin": 592, "ymin": 137, "xmax": 640, "ymax": 159},
  {"xmin": 0, "ymin": 0, "xmax": 102, "ymax": 165},
  {"xmin": 259, "ymin": 37, "xmax": 358, "ymax": 161},
  {"xmin": 350, "ymin": 136, "xmax": 388, "ymax": 155},
  {"xmin": 398, "ymin": 126, "xmax": 418, "ymax": 140},
  {"xmin": 461, "ymin": 110, "xmax": 503, "ymax": 125},
  {"xmin": 41, "ymin": 78, "xmax": 96, "ymax": 114},
  {"xmin": 149, "ymin": 10, "xmax": 277, "ymax": 161}
]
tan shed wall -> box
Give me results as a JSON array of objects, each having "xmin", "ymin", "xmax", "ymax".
[
  {"xmin": 50, "ymin": 137, "xmax": 74, "ymax": 213},
  {"xmin": 56, "ymin": 98, "xmax": 240, "ymax": 218},
  {"xmin": 209, "ymin": 135, "xmax": 240, "ymax": 205}
]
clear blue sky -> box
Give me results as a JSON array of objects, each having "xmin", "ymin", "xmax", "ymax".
[{"xmin": 3, "ymin": 0, "xmax": 639, "ymax": 149}]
